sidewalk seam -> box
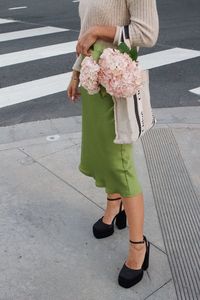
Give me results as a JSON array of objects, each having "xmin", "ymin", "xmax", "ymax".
[
  {"xmin": 150, "ymin": 242, "xmax": 167, "ymax": 255},
  {"xmin": 143, "ymin": 278, "xmax": 174, "ymax": 300}
]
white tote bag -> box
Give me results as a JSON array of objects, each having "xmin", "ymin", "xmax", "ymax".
[{"xmin": 112, "ymin": 25, "xmax": 157, "ymax": 144}]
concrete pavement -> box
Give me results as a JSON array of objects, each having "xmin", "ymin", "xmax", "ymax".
[{"xmin": 0, "ymin": 106, "xmax": 199, "ymax": 300}]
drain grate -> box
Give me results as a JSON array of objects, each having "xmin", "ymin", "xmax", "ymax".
[{"xmin": 141, "ymin": 128, "xmax": 200, "ymax": 300}]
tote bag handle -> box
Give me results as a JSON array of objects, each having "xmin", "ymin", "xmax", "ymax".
[{"xmin": 120, "ymin": 25, "xmax": 139, "ymax": 53}]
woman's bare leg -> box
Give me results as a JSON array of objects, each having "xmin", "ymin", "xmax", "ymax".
[
  {"xmin": 102, "ymin": 193, "xmax": 122, "ymax": 224},
  {"xmin": 122, "ymin": 193, "xmax": 146, "ymax": 269}
]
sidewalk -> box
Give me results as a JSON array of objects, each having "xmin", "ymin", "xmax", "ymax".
[{"xmin": 0, "ymin": 107, "xmax": 199, "ymax": 300}]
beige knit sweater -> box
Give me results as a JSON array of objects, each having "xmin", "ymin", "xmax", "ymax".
[{"xmin": 72, "ymin": 0, "xmax": 159, "ymax": 72}]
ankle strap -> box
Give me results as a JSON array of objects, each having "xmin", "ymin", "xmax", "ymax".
[
  {"xmin": 107, "ymin": 197, "xmax": 121, "ymax": 201},
  {"xmin": 129, "ymin": 236, "xmax": 145, "ymax": 244}
]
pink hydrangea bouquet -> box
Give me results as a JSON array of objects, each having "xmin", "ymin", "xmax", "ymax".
[
  {"xmin": 79, "ymin": 56, "xmax": 100, "ymax": 95},
  {"xmin": 79, "ymin": 42, "xmax": 143, "ymax": 98}
]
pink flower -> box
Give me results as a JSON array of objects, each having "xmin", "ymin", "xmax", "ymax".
[
  {"xmin": 98, "ymin": 48, "xmax": 143, "ymax": 98},
  {"xmin": 79, "ymin": 56, "xmax": 100, "ymax": 95},
  {"xmin": 79, "ymin": 47, "xmax": 143, "ymax": 98}
]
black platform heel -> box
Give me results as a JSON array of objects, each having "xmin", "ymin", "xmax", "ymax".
[
  {"xmin": 92, "ymin": 197, "xmax": 127, "ymax": 239},
  {"xmin": 116, "ymin": 204, "xmax": 126, "ymax": 229},
  {"xmin": 118, "ymin": 235, "xmax": 150, "ymax": 288}
]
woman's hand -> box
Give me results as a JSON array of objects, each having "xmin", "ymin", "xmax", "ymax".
[
  {"xmin": 76, "ymin": 26, "xmax": 98, "ymax": 57},
  {"xmin": 67, "ymin": 71, "xmax": 81, "ymax": 103}
]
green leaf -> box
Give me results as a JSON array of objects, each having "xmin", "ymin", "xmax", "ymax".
[
  {"xmin": 118, "ymin": 42, "xmax": 130, "ymax": 54},
  {"xmin": 129, "ymin": 48, "xmax": 138, "ymax": 61},
  {"xmin": 99, "ymin": 85, "xmax": 107, "ymax": 97},
  {"xmin": 117, "ymin": 42, "xmax": 138, "ymax": 61}
]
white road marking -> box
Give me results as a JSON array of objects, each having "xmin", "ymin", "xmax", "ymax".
[
  {"xmin": 139, "ymin": 47, "xmax": 200, "ymax": 70},
  {"xmin": 0, "ymin": 72, "xmax": 72, "ymax": 109},
  {"xmin": 1, "ymin": 44, "xmax": 199, "ymax": 70},
  {"xmin": 0, "ymin": 46, "xmax": 200, "ymax": 109},
  {"xmin": 189, "ymin": 87, "xmax": 200, "ymax": 96},
  {"xmin": 0, "ymin": 26, "xmax": 69, "ymax": 42},
  {"xmin": 0, "ymin": 18, "xmax": 17, "ymax": 24},
  {"xmin": 8, "ymin": 6, "xmax": 27, "ymax": 10},
  {"xmin": 0, "ymin": 41, "xmax": 77, "ymax": 67}
]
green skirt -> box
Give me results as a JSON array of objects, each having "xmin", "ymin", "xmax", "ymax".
[{"xmin": 78, "ymin": 85, "xmax": 143, "ymax": 197}]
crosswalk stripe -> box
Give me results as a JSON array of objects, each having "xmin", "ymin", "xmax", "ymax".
[
  {"xmin": 8, "ymin": 6, "xmax": 27, "ymax": 10},
  {"xmin": 1, "ymin": 44, "xmax": 199, "ymax": 69},
  {"xmin": 0, "ymin": 41, "xmax": 77, "ymax": 67},
  {"xmin": 139, "ymin": 47, "xmax": 200, "ymax": 70},
  {"xmin": 0, "ymin": 26, "xmax": 69, "ymax": 42},
  {"xmin": 0, "ymin": 18, "xmax": 18, "ymax": 24},
  {"xmin": 0, "ymin": 46, "xmax": 200, "ymax": 109},
  {"xmin": 189, "ymin": 87, "xmax": 200, "ymax": 96},
  {"xmin": 0, "ymin": 18, "xmax": 17, "ymax": 24},
  {"xmin": 0, "ymin": 73, "xmax": 72, "ymax": 109}
]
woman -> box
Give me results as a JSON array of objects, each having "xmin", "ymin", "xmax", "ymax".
[{"xmin": 67, "ymin": 0, "xmax": 159, "ymax": 288}]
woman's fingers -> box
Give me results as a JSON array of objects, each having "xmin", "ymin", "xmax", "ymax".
[
  {"xmin": 72, "ymin": 86, "xmax": 80, "ymax": 101},
  {"xmin": 67, "ymin": 85, "xmax": 72, "ymax": 100},
  {"xmin": 73, "ymin": 90, "xmax": 81, "ymax": 101},
  {"xmin": 76, "ymin": 38, "xmax": 93, "ymax": 57},
  {"xmin": 67, "ymin": 83, "xmax": 80, "ymax": 103}
]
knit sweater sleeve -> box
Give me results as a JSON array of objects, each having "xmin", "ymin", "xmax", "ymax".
[
  {"xmin": 113, "ymin": 0, "xmax": 159, "ymax": 48},
  {"xmin": 71, "ymin": 29, "xmax": 84, "ymax": 72},
  {"xmin": 72, "ymin": 53, "xmax": 84, "ymax": 72}
]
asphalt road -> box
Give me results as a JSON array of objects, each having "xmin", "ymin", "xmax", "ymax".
[{"xmin": 0, "ymin": 0, "xmax": 199, "ymax": 126}]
